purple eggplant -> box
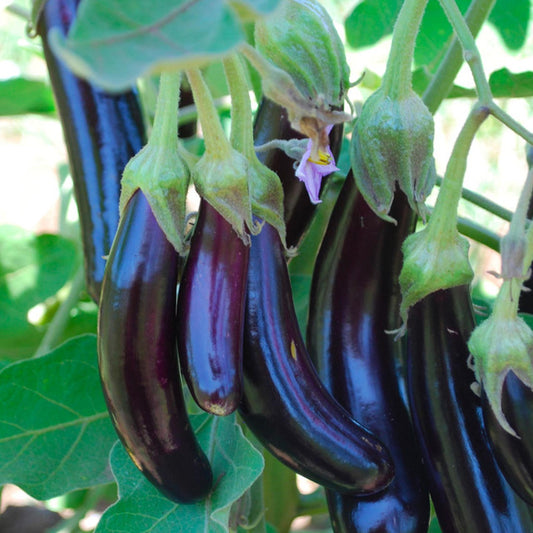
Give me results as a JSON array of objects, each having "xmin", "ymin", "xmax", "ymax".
[
  {"xmin": 239, "ymin": 220, "xmax": 394, "ymax": 495},
  {"xmin": 482, "ymin": 371, "xmax": 533, "ymax": 506},
  {"xmin": 98, "ymin": 190, "xmax": 212, "ymax": 503},
  {"xmin": 176, "ymin": 199, "xmax": 249, "ymax": 415},
  {"xmin": 406, "ymin": 287, "xmax": 533, "ymax": 532},
  {"xmin": 36, "ymin": 0, "xmax": 145, "ymax": 303},
  {"xmin": 253, "ymin": 99, "xmax": 343, "ymax": 248},
  {"xmin": 307, "ymin": 174, "xmax": 429, "ymax": 532}
]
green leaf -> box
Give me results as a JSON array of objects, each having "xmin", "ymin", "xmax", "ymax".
[
  {"xmin": 49, "ymin": 0, "xmax": 283, "ymax": 91},
  {"xmin": 488, "ymin": 0, "xmax": 530, "ymax": 51},
  {"xmin": 96, "ymin": 415, "xmax": 264, "ymax": 532},
  {"xmin": 0, "ymin": 226, "xmax": 78, "ymax": 360},
  {"xmin": 344, "ymin": 0, "xmax": 402, "ymax": 49},
  {"xmin": 489, "ymin": 68, "xmax": 533, "ymax": 98},
  {"xmin": 0, "ymin": 335, "xmax": 116, "ymax": 500},
  {"xmin": 0, "ymin": 77, "xmax": 55, "ymax": 116}
]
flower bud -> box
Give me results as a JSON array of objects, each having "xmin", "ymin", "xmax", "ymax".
[
  {"xmin": 251, "ymin": 0, "xmax": 351, "ymax": 139},
  {"xmin": 352, "ymin": 87, "xmax": 436, "ymax": 222}
]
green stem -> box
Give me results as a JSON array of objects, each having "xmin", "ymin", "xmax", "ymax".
[
  {"xmin": 382, "ymin": 0, "xmax": 430, "ymax": 98},
  {"xmin": 423, "ymin": 0, "xmax": 496, "ymax": 113},
  {"xmin": 429, "ymin": 104, "xmax": 489, "ymax": 233},
  {"xmin": 435, "ymin": 176, "xmax": 513, "ymax": 222},
  {"xmin": 186, "ymin": 68, "xmax": 232, "ymax": 158},
  {"xmin": 457, "ymin": 215, "xmax": 501, "ymax": 252},
  {"xmin": 148, "ymin": 71, "xmax": 181, "ymax": 150},
  {"xmin": 437, "ymin": 0, "xmax": 492, "ymax": 104},
  {"xmin": 35, "ymin": 266, "xmax": 85, "ymax": 358},
  {"xmin": 488, "ymin": 104, "xmax": 533, "ymax": 147},
  {"xmin": 222, "ymin": 54, "xmax": 254, "ymax": 158}
]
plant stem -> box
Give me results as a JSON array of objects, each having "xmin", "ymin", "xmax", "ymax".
[
  {"xmin": 435, "ymin": 176, "xmax": 513, "ymax": 222},
  {"xmin": 457, "ymin": 215, "xmax": 501, "ymax": 252},
  {"xmin": 437, "ymin": 0, "xmax": 492, "ymax": 104},
  {"xmin": 381, "ymin": 0, "xmax": 429, "ymax": 98},
  {"xmin": 148, "ymin": 71, "xmax": 181, "ymax": 150},
  {"xmin": 488, "ymin": 104, "xmax": 533, "ymax": 147},
  {"xmin": 429, "ymin": 104, "xmax": 489, "ymax": 234},
  {"xmin": 35, "ymin": 266, "xmax": 85, "ymax": 358},
  {"xmin": 186, "ymin": 68, "xmax": 232, "ymax": 159},
  {"xmin": 222, "ymin": 54, "xmax": 254, "ymax": 158},
  {"xmin": 297, "ymin": 488, "xmax": 328, "ymax": 516},
  {"xmin": 423, "ymin": 0, "xmax": 496, "ymax": 113}
]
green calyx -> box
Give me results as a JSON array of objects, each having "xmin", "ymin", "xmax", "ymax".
[
  {"xmin": 398, "ymin": 223, "xmax": 473, "ymax": 332},
  {"xmin": 468, "ymin": 279, "xmax": 533, "ymax": 436},
  {"xmin": 254, "ymin": 0, "xmax": 350, "ymax": 110},
  {"xmin": 119, "ymin": 71, "xmax": 190, "ymax": 254},
  {"xmin": 120, "ymin": 144, "xmax": 190, "ymax": 254},
  {"xmin": 242, "ymin": 0, "xmax": 351, "ymax": 143},
  {"xmin": 192, "ymin": 150, "xmax": 256, "ymax": 245},
  {"xmin": 352, "ymin": 88, "xmax": 436, "ymax": 222}
]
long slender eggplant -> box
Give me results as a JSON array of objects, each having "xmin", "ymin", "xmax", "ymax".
[
  {"xmin": 307, "ymin": 174, "xmax": 428, "ymax": 533},
  {"xmin": 407, "ymin": 286, "xmax": 533, "ymax": 532},
  {"xmin": 253, "ymin": 99, "xmax": 343, "ymax": 249},
  {"xmin": 239, "ymin": 220, "xmax": 394, "ymax": 495},
  {"xmin": 482, "ymin": 371, "xmax": 533, "ymax": 506},
  {"xmin": 176, "ymin": 199, "xmax": 249, "ymax": 415},
  {"xmin": 98, "ymin": 190, "xmax": 213, "ymax": 503},
  {"xmin": 37, "ymin": 0, "xmax": 145, "ymax": 303}
]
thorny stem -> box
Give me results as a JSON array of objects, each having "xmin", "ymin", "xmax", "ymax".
[
  {"xmin": 381, "ymin": 0, "xmax": 430, "ymax": 99},
  {"xmin": 186, "ymin": 68, "xmax": 232, "ymax": 159}
]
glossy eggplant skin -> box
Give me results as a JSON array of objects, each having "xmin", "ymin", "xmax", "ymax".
[
  {"xmin": 406, "ymin": 287, "xmax": 533, "ymax": 532},
  {"xmin": 98, "ymin": 190, "xmax": 213, "ymax": 503},
  {"xmin": 239, "ymin": 220, "xmax": 394, "ymax": 495},
  {"xmin": 176, "ymin": 200, "xmax": 249, "ymax": 415},
  {"xmin": 253, "ymin": 99, "xmax": 343, "ymax": 249},
  {"xmin": 482, "ymin": 371, "xmax": 533, "ymax": 506},
  {"xmin": 307, "ymin": 175, "xmax": 428, "ymax": 532},
  {"xmin": 37, "ymin": 0, "xmax": 145, "ymax": 303}
]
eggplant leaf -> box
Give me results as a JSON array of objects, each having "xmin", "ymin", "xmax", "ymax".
[
  {"xmin": 49, "ymin": 0, "xmax": 282, "ymax": 91},
  {"xmin": 0, "ymin": 335, "xmax": 116, "ymax": 499},
  {"xmin": 96, "ymin": 415, "xmax": 264, "ymax": 532}
]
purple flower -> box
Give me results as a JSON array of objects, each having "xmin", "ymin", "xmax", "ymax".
[{"xmin": 295, "ymin": 125, "xmax": 339, "ymax": 204}]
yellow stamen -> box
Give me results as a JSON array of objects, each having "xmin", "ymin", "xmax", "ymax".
[{"xmin": 308, "ymin": 150, "xmax": 331, "ymax": 166}]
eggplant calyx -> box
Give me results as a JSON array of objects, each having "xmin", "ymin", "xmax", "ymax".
[{"xmin": 468, "ymin": 278, "xmax": 533, "ymax": 437}]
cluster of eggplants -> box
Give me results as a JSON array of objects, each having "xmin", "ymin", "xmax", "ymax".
[
  {"xmin": 36, "ymin": 0, "xmax": 145, "ymax": 303},
  {"xmin": 41, "ymin": 1, "xmax": 533, "ymax": 517}
]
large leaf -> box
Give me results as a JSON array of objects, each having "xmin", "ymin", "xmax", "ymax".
[
  {"xmin": 0, "ymin": 77, "xmax": 55, "ymax": 116},
  {"xmin": 0, "ymin": 226, "xmax": 78, "ymax": 359},
  {"xmin": 0, "ymin": 335, "xmax": 116, "ymax": 499},
  {"xmin": 96, "ymin": 415, "xmax": 264, "ymax": 532},
  {"xmin": 49, "ymin": 0, "xmax": 282, "ymax": 91}
]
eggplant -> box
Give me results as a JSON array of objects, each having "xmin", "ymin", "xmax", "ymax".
[
  {"xmin": 307, "ymin": 174, "xmax": 428, "ymax": 532},
  {"xmin": 176, "ymin": 199, "xmax": 249, "ymax": 415},
  {"xmin": 37, "ymin": 0, "xmax": 145, "ymax": 303},
  {"xmin": 239, "ymin": 220, "xmax": 394, "ymax": 495},
  {"xmin": 253, "ymin": 99, "xmax": 343, "ymax": 249},
  {"xmin": 406, "ymin": 286, "xmax": 533, "ymax": 532},
  {"xmin": 482, "ymin": 371, "xmax": 533, "ymax": 506},
  {"xmin": 98, "ymin": 190, "xmax": 213, "ymax": 503}
]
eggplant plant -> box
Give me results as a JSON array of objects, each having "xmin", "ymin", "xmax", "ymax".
[{"xmin": 2, "ymin": 0, "xmax": 533, "ymax": 532}]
